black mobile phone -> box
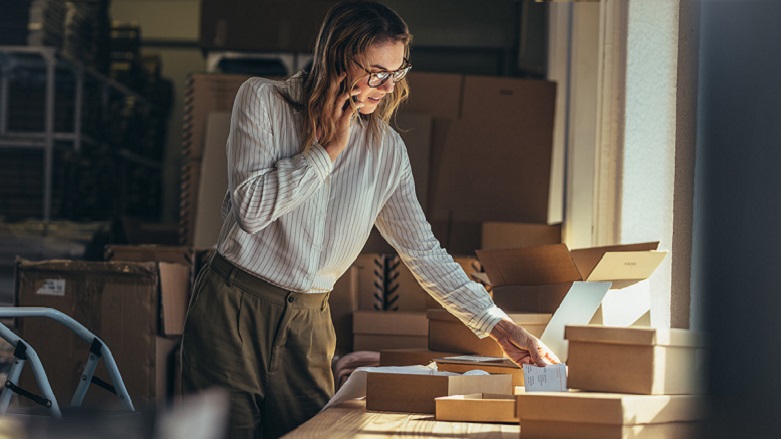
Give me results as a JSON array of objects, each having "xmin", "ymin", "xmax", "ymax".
[{"xmin": 342, "ymin": 84, "xmax": 357, "ymax": 110}]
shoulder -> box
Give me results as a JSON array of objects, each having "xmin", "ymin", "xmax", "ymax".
[
  {"xmin": 236, "ymin": 76, "xmax": 288, "ymax": 106},
  {"xmin": 373, "ymin": 119, "xmax": 411, "ymax": 170}
]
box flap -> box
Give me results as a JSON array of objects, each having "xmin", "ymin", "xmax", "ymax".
[
  {"xmin": 569, "ymin": 242, "xmax": 659, "ymax": 280},
  {"xmin": 564, "ymin": 325, "xmax": 705, "ymax": 348},
  {"xmin": 586, "ymin": 251, "xmax": 668, "ymax": 282},
  {"xmin": 516, "ymin": 392, "xmax": 707, "ymax": 425},
  {"xmin": 476, "ymin": 244, "xmax": 582, "ymax": 286},
  {"xmin": 158, "ymin": 262, "xmax": 191, "ymax": 336}
]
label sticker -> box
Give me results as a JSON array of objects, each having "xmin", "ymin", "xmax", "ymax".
[{"xmin": 35, "ymin": 279, "xmax": 66, "ymax": 296}]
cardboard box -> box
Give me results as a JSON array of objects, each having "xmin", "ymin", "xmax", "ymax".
[
  {"xmin": 430, "ymin": 76, "xmax": 557, "ymax": 225},
  {"xmin": 354, "ymin": 254, "xmax": 482, "ymax": 312},
  {"xmin": 104, "ymin": 245, "xmax": 193, "ymax": 336},
  {"xmin": 566, "ymin": 325, "xmax": 706, "ymax": 395},
  {"xmin": 427, "ymin": 309, "xmax": 550, "ymax": 357},
  {"xmin": 481, "ymin": 222, "xmax": 562, "ymax": 250},
  {"xmin": 430, "ymin": 220, "xmax": 482, "ymax": 256},
  {"xmin": 179, "ymin": 73, "xmax": 250, "ymax": 246},
  {"xmin": 354, "ymin": 253, "xmax": 427, "ymax": 311},
  {"xmin": 366, "ymin": 372, "xmax": 513, "ymax": 414},
  {"xmin": 15, "ymin": 259, "xmax": 178, "ymax": 410},
  {"xmin": 476, "ymin": 242, "xmax": 667, "ymax": 361},
  {"xmin": 352, "ymin": 311, "xmax": 427, "ymax": 351},
  {"xmin": 516, "ymin": 391, "xmax": 706, "ymax": 439},
  {"xmin": 435, "ymin": 393, "xmax": 518, "ymax": 423},
  {"xmin": 436, "ymin": 357, "xmax": 525, "ymax": 387}
]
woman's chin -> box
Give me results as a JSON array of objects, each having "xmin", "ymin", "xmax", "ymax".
[{"xmin": 358, "ymin": 105, "xmax": 378, "ymax": 115}]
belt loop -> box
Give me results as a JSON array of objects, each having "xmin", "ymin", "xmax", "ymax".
[{"xmin": 226, "ymin": 266, "xmax": 237, "ymax": 288}]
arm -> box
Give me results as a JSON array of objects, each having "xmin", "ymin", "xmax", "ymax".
[
  {"xmin": 375, "ymin": 142, "xmax": 559, "ymax": 366},
  {"xmin": 227, "ymin": 78, "xmax": 333, "ymax": 234}
]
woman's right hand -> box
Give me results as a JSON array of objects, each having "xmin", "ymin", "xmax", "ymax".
[{"xmin": 320, "ymin": 73, "xmax": 364, "ymax": 162}]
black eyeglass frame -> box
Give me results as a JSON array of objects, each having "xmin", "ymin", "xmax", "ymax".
[{"xmin": 357, "ymin": 57, "xmax": 412, "ymax": 88}]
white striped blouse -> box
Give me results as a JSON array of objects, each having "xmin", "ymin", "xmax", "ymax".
[{"xmin": 215, "ymin": 74, "xmax": 509, "ymax": 338}]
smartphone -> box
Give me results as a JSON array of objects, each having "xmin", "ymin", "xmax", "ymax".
[{"xmin": 343, "ymin": 95, "xmax": 358, "ymax": 111}]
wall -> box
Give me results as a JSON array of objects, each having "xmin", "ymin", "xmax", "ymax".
[{"xmin": 621, "ymin": 0, "xmax": 679, "ymax": 328}]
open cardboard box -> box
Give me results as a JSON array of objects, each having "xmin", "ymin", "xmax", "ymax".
[
  {"xmin": 435, "ymin": 393, "xmax": 518, "ymax": 423},
  {"xmin": 565, "ymin": 325, "xmax": 706, "ymax": 395},
  {"xmin": 105, "ymin": 245, "xmax": 194, "ymax": 336},
  {"xmin": 516, "ymin": 391, "xmax": 706, "ymax": 439},
  {"xmin": 15, "ymin": 259, "xmax": 180, "ymax": 409},
  {"xmin": 427, "ymin": 309, "xmax": 550, "ymax": 357},
  {"xmin": 476, "ymin": 242, "xmax": 667, "ymax": 361},
  {"xmin": 366, "ymin": 371, "xmax": 512, "ymax": 414},
  {"xmin": 435, "ymin": 356, "xmax": 525, "ymax": 387}
]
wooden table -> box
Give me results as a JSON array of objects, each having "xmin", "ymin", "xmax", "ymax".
[{"xmin": 283, "ymin": 399, "xmax": 520, "ymax": 438}]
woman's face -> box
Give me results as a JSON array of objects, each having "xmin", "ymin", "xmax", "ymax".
[{"xmin": 348, "ymin": 41, "xmax": 406, "ymax": 114}]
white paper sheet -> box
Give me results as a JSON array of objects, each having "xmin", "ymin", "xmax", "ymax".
[
  {"xmin": 539, "ymin": 281, "xmax": 612, "ymax": 362},
  {"xmin": 522, "ymin": 363, "xmax": 568, "ymax": 392}
]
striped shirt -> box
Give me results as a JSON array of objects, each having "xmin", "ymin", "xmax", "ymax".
[{"xmin": 216, "ymin": 74, "xmax": 509, "ymax": 338}]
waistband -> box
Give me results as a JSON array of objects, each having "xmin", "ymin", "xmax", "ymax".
[{"xmin": 209, "ymin": 252, "xmax": 329, "ymax": 310}]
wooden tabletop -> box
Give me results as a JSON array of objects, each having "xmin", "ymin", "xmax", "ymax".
[{"xmin": 283, "ymin": 399, "xmax": 520, "ymax": 438}]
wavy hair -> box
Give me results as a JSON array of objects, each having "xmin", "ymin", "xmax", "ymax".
[{"xmin": 282, "ymin": 1, "xmax": 411, "ymax": 151}]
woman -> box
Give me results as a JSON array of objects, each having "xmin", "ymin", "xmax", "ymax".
[{"xmin": 181, "ymin": 2, "xmax": 559, "ymax": 438}]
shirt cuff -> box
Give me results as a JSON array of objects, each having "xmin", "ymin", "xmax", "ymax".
[
  {"xmin": 468, "ymin": 305, "xmax": 511, "ymax": 339},
  {"xmin": 303, "ymin": 142, "xmax": 333, "ymax": 179}
]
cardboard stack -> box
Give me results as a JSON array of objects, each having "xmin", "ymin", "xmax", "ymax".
[
  {"xmin": 13, "ymin": 244, "xmax": 202, "ymax": 411},
  {"xmin": 514, "ymin": 326, "xmax": 706, "ymax": 438},
  {"xmin": 366, "ymin": 372, "xmax": 513, "ymax": 414},
  {"xmin": 15, "ymin": 258, "xmax": 183, "ymax": 410}
]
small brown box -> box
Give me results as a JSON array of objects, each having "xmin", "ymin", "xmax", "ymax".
[
  {"xmin": 516, "ymin": 391, "xmax": 706, "ymax": 439},
  {"xmin": 435, "ymin": 357, "xmax": 525, "ymax": 387},
  {"xmin": 352, "ymin": 311, "xmax": 428, "ymax": 351},
  {"xmin": 366, "ymin": 372, "xmax": 513, "ymax": 414},
  {"xmin": 436, "ymin": 393, "xmax": 518, "ymax": 423},
  {"xmin": 566, "ymin": 325, "xmax": 706, "ymax": 395}
]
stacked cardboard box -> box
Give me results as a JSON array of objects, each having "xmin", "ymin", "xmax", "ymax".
[
  {"xmin": 15, "ymin": 258, "xmax": 183, "ymax": 410},
  {"xmin": 366, "ymin": 372, "xmax": 513, "ymax": 414},
  {"xmin": 13, "ymin": 245, "xmax": 199, "ymax": 412},
  {"xmin": 515, "ymin": 325, "xmax": 706, "ymax": 438}
]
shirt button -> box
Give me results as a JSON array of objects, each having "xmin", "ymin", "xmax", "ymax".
[{"xmin": 287, "ymin": 296, "xmax": 295, "ymax": 303}]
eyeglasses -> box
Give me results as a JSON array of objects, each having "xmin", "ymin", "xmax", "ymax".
[{"xmin": 358, "ymin": 58, "xmax": 412, "ymax": 88}]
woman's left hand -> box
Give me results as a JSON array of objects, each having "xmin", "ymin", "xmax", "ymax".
[{"xmin": 489, "ymin": 319, "xmax": 561, "ymax": 367}]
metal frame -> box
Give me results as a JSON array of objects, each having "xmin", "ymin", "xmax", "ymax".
[
  {"xmin": 0, "ymin": 307, "xmax": 134, "ymax": 417},
  {"xmin": 0, "ymin": 45, "xmax": 159, "ymax": 221}
]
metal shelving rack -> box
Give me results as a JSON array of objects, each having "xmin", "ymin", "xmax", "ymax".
[{"xmin": 0, "ymin": 45, "xmax": 160, "ymax": 221}]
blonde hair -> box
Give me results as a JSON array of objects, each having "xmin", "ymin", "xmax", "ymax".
[{"xmin": 282, "ymin": 2, "xmax": 411, "ymax": 151}]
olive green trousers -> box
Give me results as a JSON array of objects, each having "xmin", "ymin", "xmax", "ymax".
[{"xmin": 181, "ymin": 252, "xmax": 335, "ymax": 439}]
